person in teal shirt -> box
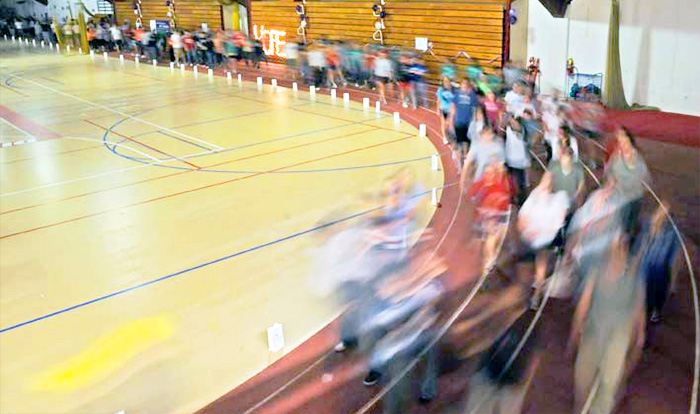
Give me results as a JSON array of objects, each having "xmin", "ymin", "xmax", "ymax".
[
  {"xmin": 436, "ymin": 77, "xmax": 455, "ymax": 144},
  {"xmin": 441, "ymin": 57, "xmax": 457, "ymax": 83}
]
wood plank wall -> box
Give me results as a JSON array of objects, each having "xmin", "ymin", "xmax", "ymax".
[
  {"xmin": 251, "ymin": 0, "xmax": 507, "ymax": 79},
  {"xmin": 114, "ymin": 0, "xmax": 223, "ymax": 31}
]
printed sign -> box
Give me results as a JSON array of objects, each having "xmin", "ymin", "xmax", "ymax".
[{"xmin": 415, "ymin": 37, "xmax": 429, "ymax": 52}]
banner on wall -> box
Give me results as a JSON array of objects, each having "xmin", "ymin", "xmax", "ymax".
[{"xmin": 149, "ymin": 20, "xmax": 170, "ymax": 32}]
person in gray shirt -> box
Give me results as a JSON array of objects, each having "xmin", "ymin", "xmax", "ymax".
[
  {"xmin": 462, "ymin": 127, "xmax": 505, "ymax": 185},
  {"xmin": 549, "ymin": 147, "xmax": 585, "ymax": 205},
  {"xmin": 568, "ymin": 235, "xmax": 645, "ymax": 414},
  {"xmin": 605, "ymin": 127, "xmax": 650, "ymax": 239}
]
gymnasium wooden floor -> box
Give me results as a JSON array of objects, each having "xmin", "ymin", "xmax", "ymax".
[{"xmin": 0, "ymin": 43, "xmax": 443, "ymax": 414}]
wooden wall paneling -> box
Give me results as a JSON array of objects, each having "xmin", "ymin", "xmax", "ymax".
[
  {"xmin": 114, "ymin": 0, "xmax": 223, "ymax": 30},
  {"xmin": 250, "ymin": 0, "xmax": 299, "ymax": 43},
  {"xmin": 238, "ymin": 0, "xmax": 506, "ymax": 80}
]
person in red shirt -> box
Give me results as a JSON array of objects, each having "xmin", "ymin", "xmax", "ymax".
[
  {"xmin": 325, "ymin": 44, "xmax": 341, "ymax": 88},
  {"xmin": 182, "ymin": 31, "xmax": 196, "ymax": 65},
  {"xmin": 132, "ymin": 28, "xmax": 145, "ymax": 57},
  {"xmin": 483, "ymin": 91, "xmax": 503, "ymax": 130},
  {"xmin": 470, "ymin": 159, "xmax": 512, "ymax": 273},
  {"xmin": 362, "ymin": 46, "xmax": 376, "ymax": 89}
]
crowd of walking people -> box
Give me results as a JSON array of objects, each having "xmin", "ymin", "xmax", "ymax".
[
  {"xmin": 0, "ymin": 15, "xmax": 54, "ymax": 45},
  {"xmin": 297, "ymin": 37, "xmax": 679, "ymax": 414},
  {"xmin": 2, "ymin": 14, "xmax": 683, "ymax": 413}
]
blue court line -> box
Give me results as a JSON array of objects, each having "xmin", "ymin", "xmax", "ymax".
[
  {"xmin": 0, "ymin": 207, "xmax": 375, "ymax": 334},
  {"xmin": 0, "ymin": 186, "xmax": 446, "ymax": 335}
]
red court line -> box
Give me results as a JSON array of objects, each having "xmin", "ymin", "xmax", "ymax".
[
  {"xmin": 0, "ymin": 126, "xmax": 387, "ymax": 216},
  {"xmin": 0, "ymin": 104, "xmax": 61, "ymax": 140},
  {"xmin": 0, "ymin": 134, "xmax": 413, "ymax": 239},
  {"xmin": 83, "ymin": 119, "xmax": 202, "ymax": 169},
  {"xmin": 196, "ymin": 88, "xmax": 462, "ymax": 414}
]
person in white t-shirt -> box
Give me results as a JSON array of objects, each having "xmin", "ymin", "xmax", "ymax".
[
  {"xmin": 283, "ymin": 41, "xmax": 299, "ymax": 79},
  {"xmin": 374, "ymin": 51, "xmax": 393, "ymax": 104},
  {"xmin": 504, "ymin": 82, "xmax": 524, "ymax": 116},
  {"xmin": 170, "ymin": 30, "xmax": 183, "ymax": 65},
  {"xmin": 542, "ymin": 107, "xmax": 565, "ymax": 162},
  {"xmin": 308, "ymin": 45, "xmax": 327, "ymax": 88},
  {"xmin": 13, "ymin": 19, "xmax": 23, "ymax": 36},
  {"xmin": 110, "ymin": 24, "xmax": 123, "ymax": 51},
  {"xmin": 505, "ymin": 117, "xmax": 531, "ymax": 204},
  {"xmin": 517, "ymin": 172, "xmax": 569, "ymax": 307},
  {"xmin": 72, "ymin": 21, "xmax": 80, "ymax": 46}
]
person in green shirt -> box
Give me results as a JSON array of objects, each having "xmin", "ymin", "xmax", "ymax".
[
  {"xmin": 549, "ymin": 147, "xmax": 585, "ymax": 206},
  {"xmin": 549, "ymin": 147, "xmax": 585, "ymax": 253}
]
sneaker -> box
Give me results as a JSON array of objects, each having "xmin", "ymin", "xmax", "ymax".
[
  {"xmin": 650, "ymin": 310, "xmax": 662, "ymax": 324},
  {"xmin": 402, "ymin": 101, "xmax": 409, "ymax": 108},
  {"xmin": 442, "ymin": 137, "xmax": 449, "ymax": 145},
  {"xmin": 363, "ymin": 370, "xmax": 382, "ymax": 386},
  {"xmin": 418, "ymin": 393, "xmax": 435, "ymax": 405},
  {"xmin": 334, "ymin": 338, "xmax": 357, "ymax": 352}
]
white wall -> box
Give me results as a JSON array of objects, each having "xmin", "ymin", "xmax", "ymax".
[
  {"xmin": 45, "ymin": 0, "xmax": 103, "ymax": 22},
  {"xmin": 509, "ymin": 0, "xmax": 530, "ymax": 65},
  {"xmin": 526, "ymin": 0, "xmax": 569, "ymax": 95},
  {"xmin": 0, "ymin": 0, "xmax": 48, "ymax": 18},
  {"xmin": 525, "ymin": 0, "xmax": 700, "ymax": 116}
]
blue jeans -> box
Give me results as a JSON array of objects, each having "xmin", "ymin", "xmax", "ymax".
[{"xmin": 186, "ymin": 50, "xmax": 196, "ymax": 65}]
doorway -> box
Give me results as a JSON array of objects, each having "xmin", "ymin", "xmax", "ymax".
[{"xmin": 222, "ymin": 1, "xmax": 249, "ymax": 35}]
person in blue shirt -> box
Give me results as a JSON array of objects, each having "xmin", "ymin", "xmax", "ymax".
[
  {"xmin": 449, "ymin": 79, "xmax": 479, "ymax": 169},
  {"xmin": 634, "ymin": 203, "xmax": 680, "ymax": 323},
  {"xmin": 436, "ymin": 77, "xmax": 455, "ymax": 145},
  {"xmin": 408, "ymin": 56, "xmax": 428, "ymax": 108}
]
